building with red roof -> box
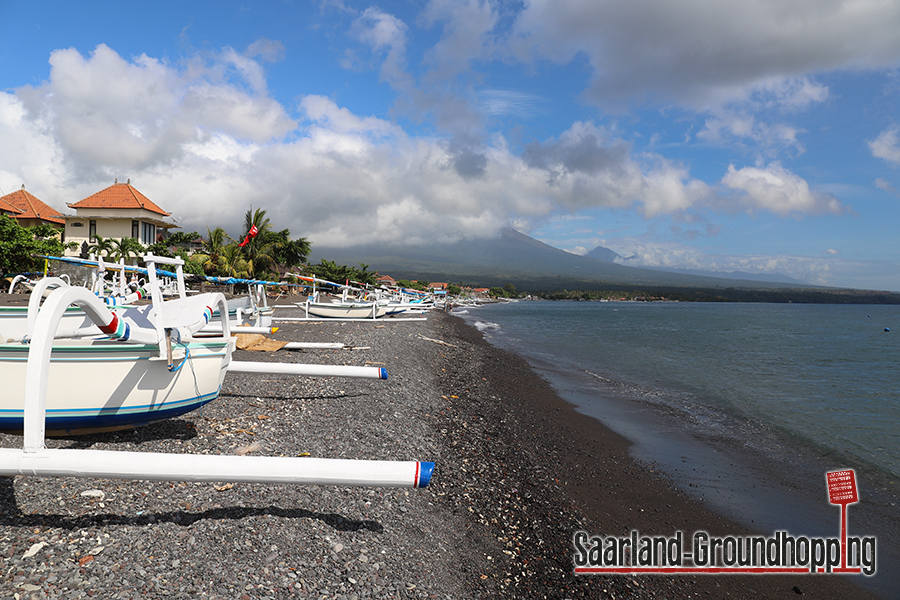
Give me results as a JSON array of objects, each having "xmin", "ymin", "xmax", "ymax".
[
  {"xmin": 0, "ymin": 185, "xmax": 65, "ymax": 227},
  {"xmin": 64, "ymin": 179, "xmax": 178, "ymax": 255}
]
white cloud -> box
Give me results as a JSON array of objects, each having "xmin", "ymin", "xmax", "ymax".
[
  {"xmin": 509, "ymin": 0, "xmax": 900, "ymax": 110},
  {"xmin": 875, "ymin": 178, "xmax": 899, "ymax": 197},
  {"xmin": 15, "ymin": 44, "xmax": 294, "ymax": 178},
  {"xmin": 418, "ymin": 0, "xmax": 500, "ymax": 82},
  {"xmin": 720, "ymin": 163, "xmax": 845, "ymax": 215},
  {"xmin": 350, "ymin": 8, "xmax": 413, "ymax": 91},
  {"xmin": 869, "ymin": 126, "xmax": 900, "ymax": 165}
]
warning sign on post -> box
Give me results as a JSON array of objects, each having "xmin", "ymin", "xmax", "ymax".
[{"xmin": 826, "ymin": 470, "xmax": 858, "ymax": 505}]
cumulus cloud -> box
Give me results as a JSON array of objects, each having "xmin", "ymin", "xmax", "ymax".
[
  {"xmin": 509, "ymin": 0, "xmax": 900, "ymax": 110},
  {"xmin": 869, "ymin": 126, "xmax": 900, "ymax": 165},
  {"xmin": 14, "ymin": 44, "xmax": 294, "ymax": 178},
  {"xmin": 720, "ymin": 163, "xmax": 845, "ymax": 215}
]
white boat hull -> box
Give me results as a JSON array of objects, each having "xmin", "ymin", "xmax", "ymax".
[
  {"xmin": 0, "ymin": 338, "xmax": 232, "ymax": 434},
  {"xmin": 305, "ymin": 302, "xmax": 387, "ymax": 319}
]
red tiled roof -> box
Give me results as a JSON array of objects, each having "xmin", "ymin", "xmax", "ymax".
[
  {"xmin": 0, "ymin": 187, "xmax": 65, "ymax": 225},
  {"xmin": 68, "ymin": 182, "xmax": 170, "ymax": 216},
  {"xmin": 0, "ymin": 197, "xmax": 24, "ymax": 215}
]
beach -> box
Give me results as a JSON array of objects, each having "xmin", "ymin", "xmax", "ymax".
[{"xmin": 0, "ymin": 308, "xmax": 881, "ymax": 599}]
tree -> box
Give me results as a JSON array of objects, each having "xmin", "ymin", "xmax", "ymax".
[
  {"xmin": 395, "ymin": 279, "xmax": 428, "ymax": 291},
  {"xmin": 0, "ymin": 215, "xmax": 69, "ymax": 275},
  {"xmin": 221, "ymin": 244, "xmax": 249, "ymax": 279},
  {"xmin": 238, "ymin": 208, "xmax": 278, "ymax": 278},
  {"xmin": 489, "ymin": 286, "xmax": 507, "ymax": 298},
  {"xmin": 269, "ymin": 229, "xmax": 311, "ymax": 268},
  {"xmin": 238, "ymin": 208, "xmax": 312, "ymax": 278},
  {"xmin": 308, "ymin": 259, "xmax": 377, "ymax": 286},
  {"xmin": 190, "ymin": 227, "xmax": 233, "ymax": 276},
  {"xmin": 109, "ymin": 237, "xmax": 145, "ymax": 264},
  {"xmin": 86, "ymin": 235, "xmax": 115, "ymax": 258}
]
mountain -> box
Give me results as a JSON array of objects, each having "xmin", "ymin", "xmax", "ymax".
[
  {"xmin": 309, "ymin": 228, "xmax": 811, "ymax": 291},
  {"xmin": 585, "ymin": 245, "xmax": 621, "ymax": 262},
  {"xmin": 583, "ymin": 246, "xmax": 805, "ymax": 285},
  {"xmin": 636, "ymin": 267, "xmax": 808, "ymax": 285}
]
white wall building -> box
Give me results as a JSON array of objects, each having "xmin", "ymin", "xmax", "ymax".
[{"xmin": 64, "ymin": 180, "xmax": 178, "ymax": 256}]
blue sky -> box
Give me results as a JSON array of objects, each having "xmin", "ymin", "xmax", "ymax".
[{"xmin": 1, "ymin": 1, "xmax": 899, "ymax": 290}]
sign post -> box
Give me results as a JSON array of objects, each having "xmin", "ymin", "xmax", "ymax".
[{"xmin": 826, "ymin": 469, "xmax": 859, "ymax": 569}]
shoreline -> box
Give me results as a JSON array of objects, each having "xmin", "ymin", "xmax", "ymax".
[
  {"xmin": 0, "ymin": 308, "xmax": 886, "ymax": 598},
  {"xmin": 431, "ymin": 311, "xmax": 885, "ymax": 598}
]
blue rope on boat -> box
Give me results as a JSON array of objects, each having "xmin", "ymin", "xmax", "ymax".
[{"xmin": 168, "ymin": 341, "xmax": 191, "ymax": 374}]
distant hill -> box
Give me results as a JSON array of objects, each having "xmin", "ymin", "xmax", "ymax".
[
  {"xmin": 627, "ymin": 266, "xmax": 808, "ymax": 285},
  {"xmin": 309, "ymin": 228, "xmax": 813, "ymax": 291},
  {"xmin": 585, "ymin": 245, "xmax": 621, "ymax": 262}
]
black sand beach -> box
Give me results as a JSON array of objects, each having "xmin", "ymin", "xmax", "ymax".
[{"xmin": 0, "ymin": 307, "xmax": 883, "ymax": 598}]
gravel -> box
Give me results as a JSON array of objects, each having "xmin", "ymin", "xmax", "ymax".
[{"xmin": 2, "ymin": 311, "xmax": 466, "ymax": 600}]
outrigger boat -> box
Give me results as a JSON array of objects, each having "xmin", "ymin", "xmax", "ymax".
[
  {"xmin": 306, "ymin": 298, "xmax": 388, "ymax": 319},
  {"xmin": 0, "ymin": 254, "xmax": 433, "ymax": 489},
  {"xmin": 0, "ymin": 255, "xmax": 385, "ymax": 434},
  {"xmin": 0, "ymin": 256, "xmax": 235, "ymax": 435}
]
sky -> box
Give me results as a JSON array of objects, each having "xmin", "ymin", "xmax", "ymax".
[{"xmin": 1, "ymin": 1, "xmax": 899, "ymax": 290}]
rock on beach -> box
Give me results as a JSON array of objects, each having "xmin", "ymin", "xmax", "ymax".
[{"xmin": 0, "ymin": 309, "xmax": 880, "ymax": 599}]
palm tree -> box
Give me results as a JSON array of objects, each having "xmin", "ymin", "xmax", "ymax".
[
  {"xmin": 87, "ymin": 235, "xmax": 115, "ymax": 258},
  {"xmin": 193, "ymin": 227, "xmax": 233, "ymax": 276},
  {"xmin": 243, "ymin": 208, "xmax": 272, "ymax": 241},
  {"xmin": 239, "ymin": 208, "xmax": 278, "ymax": 279},
  {"xmin": 204, "ymin": 226, "xmax": 231, "ymax": 256},
  {"xmin": 109, "ymin": 237, "xmax": 144, "ymax": 264},
  {"xmin": 222, "ymin": 244, "xmax": 250, "ymax": 279}
]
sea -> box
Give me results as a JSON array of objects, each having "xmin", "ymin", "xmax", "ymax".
[{"xmin": 455, "ymin": 300, "xmax": 899, "ymax": 597}]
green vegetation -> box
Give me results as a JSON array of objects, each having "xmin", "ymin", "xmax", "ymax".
[
  {"xmin": 308, "ymin": 259, "xmax": 377, "ymax": 286},
  {"xmin": 179, "ymin": 208, "xmax": 312, "ymax": 280},
  {"xmin": 395, "ymin": 279, "xmax": 429, "ymax": 291},
  {"xmin": 0, "ymin": 215, "xmax": 72, "ymax": 275}
]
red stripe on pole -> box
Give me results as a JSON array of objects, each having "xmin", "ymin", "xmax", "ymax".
[{"xmin": 99, "ymin": 312, "xmax": 118, "ymax": 335}]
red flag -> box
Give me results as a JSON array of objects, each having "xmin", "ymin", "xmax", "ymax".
[{"xmin": 238, "ymin": 224, "xmax": 260, "ymax": 247}]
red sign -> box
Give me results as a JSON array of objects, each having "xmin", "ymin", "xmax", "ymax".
[{"xmin": 826, "ymin": 470, "xmax": 858, "ymax": 505}]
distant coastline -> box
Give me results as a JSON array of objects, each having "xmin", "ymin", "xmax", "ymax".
[{"xmin": 525, "ymin": 286, "xmax": 900, "ymax": 304}]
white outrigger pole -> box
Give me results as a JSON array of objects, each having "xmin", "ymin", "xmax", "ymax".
[{"xmin": 0, "ymin": 255, "xmax": 433, "ymax": 489}]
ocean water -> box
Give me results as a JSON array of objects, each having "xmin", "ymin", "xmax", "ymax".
[{"xmin": 458, "ymin": 300, "xmax": 900, "ymax": 595}]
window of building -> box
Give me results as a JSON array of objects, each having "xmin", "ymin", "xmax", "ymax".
[
  {"xmin": 132, "ymin": 220, "xmax": 139, "ymax": 239},
  {"xmin": 141, "ymin": 222, "xmax": 156, "ymax": 245},
  {"xmin": 89, "ymin": 220, "xmax": 96, "ymax": 242}
]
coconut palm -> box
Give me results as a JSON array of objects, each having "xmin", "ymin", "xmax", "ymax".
[
  {"xmin": 222, "ymin": 244, "xmax": 250, "ymax": 279},
  {"xmin": 193, "ymin": 226, "xmax": 233, "ymax": 276},
  {"xmin": 109, "ymin": 237, "xmax": 144, "ymax": 264},
  {"xmin": 86, "ymin": 235, "xmax": 115, "ymax": 258},
  {"xmin": 239, "ymin": 208, "xmax": 278, "ymax": 279}
]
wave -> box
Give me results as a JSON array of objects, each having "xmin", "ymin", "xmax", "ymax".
[{"xmin": 473, "ymin": 320, "xmax": 501, "ymax": 332}]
